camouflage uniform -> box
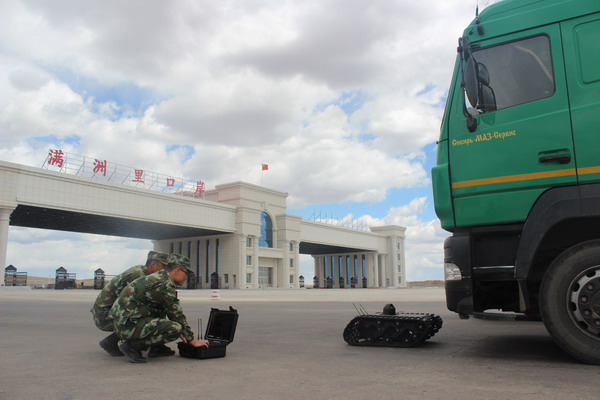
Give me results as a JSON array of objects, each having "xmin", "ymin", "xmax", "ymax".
[
  {"xmin": 91, "ymin": 251, "xmax": 169, "ymax": 331},
  {"xmin": 110, "ymin": 255, "xmax": 195, "ymax": 350}
]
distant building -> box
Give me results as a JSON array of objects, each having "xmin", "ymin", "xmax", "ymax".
[
  {"xmin": 4, "ymin": 265, "xmax": 27, "ymax": 286},
  {"xmin": 1, "ymin": 160, "xmax": 407, "ymax": 289},
  {"xmin": 153, "ymin": 182, "xmax": 406, "ymax": 289}
]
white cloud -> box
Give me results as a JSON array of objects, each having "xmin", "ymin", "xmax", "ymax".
[{"xmin": 0, "ymin": 0, "xmax": 488, "ymax": 280}]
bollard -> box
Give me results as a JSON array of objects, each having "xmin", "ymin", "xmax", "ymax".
[{"xmin": 211, "ymin": 289, "xmax": 221, "ymax": 300}]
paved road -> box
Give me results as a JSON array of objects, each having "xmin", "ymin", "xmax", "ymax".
[{"xmin": 0, "ymin": 288, "xmax": 596, "ymax": 400}]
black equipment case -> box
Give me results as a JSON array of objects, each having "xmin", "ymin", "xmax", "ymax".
[{"xmin": 178, "ymin": 306, "xmax": 238, "ymax": 359}]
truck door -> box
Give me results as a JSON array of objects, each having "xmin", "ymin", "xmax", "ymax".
[
  {"xmin": 561, "ymin": 14, "xmax": 600, "ymax": 185},
  {"xmin": 447, "ymin": 25, "xmax": 576, "ymax": 227}
]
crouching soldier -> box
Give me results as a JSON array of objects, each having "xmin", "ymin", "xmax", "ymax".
[
  {"xmin": 91, "ymin": 251, "xmax": 169, "ymax": 356},
  {"xmin": 110, "ymin": 253, "xmax": 209, "ymax": 363}
]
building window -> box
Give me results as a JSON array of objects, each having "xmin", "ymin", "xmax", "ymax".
[
  {"xmin": 346, "ymin": 256, "xmax": 351, "ymax": 279},
  {"xmin": 289, "ymin": 274, "xmax": 294, "ymax": 284},
  {"xmin": 246, "ymin": 255, "xmax": 252, "ymax": 265},
  {"xmin": 246, "ymin": 273, "xmax": 252, "ymax": 284},
  {"xmin": 290, "ymin": 259, "xmax": 294, "ymax": 269},
  {"xmin": 224, "ymin": 274, "xmax": 229, "ymax": 284},
  {"xmin": 289, "ymin": 242, "xmax": 293, "ymax": 251},
  {"xmin": 246, "ymin": 237, "xmax": 252, "ymax": 247},
  {"xmin": 259, "ymin": 212, "xmax": 273, "ymax": 248},
  {"xmin": 397, "ymin": 253, "xmax": 401, "ymax": 261}
]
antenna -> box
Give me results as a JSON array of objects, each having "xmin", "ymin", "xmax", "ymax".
[
  {"xmin": 475, "ymin": 0, "xmax": 485, "ymax": 35},
  {"xmin": 361, "ymin": 304, "xmax": 369, "ymax": 315},
  {"xmin": 354, "ymin": 303, "xmax": 368, "ymax": 315}
]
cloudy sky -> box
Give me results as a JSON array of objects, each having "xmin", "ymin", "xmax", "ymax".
[{"xmin": 1, "ymin": 0, "xmax": 497, "ymax": 282}]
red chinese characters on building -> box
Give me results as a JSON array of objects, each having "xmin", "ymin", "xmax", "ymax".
[
  {"xmin": 195, "ymin": 180, "xmax": 205, "ymax": 197},
  {"xmin": 48, "ymin": 149, "xmax": 65, "ymax": 168},
  {"xmin": 166, "ymin": 178, "xmax": 175, "ymax": 187},
  {"xmin": 132, "ymin": 169, "xmax": 145, "ymax": 183},
  {"xmin": 93, "ymin": 159, "xmax": 107, "ymax": 176}
]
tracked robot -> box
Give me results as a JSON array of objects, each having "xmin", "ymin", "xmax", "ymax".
[{"xmin": 343, "ymin": 304, "xmax": 443, "ymax": 347}]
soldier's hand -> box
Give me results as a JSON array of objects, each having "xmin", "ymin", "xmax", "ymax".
[{"xmin": 190, "ymin": 339, "xmax": 209, "ymax": 348}]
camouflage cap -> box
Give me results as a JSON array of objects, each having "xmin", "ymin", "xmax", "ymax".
[
  {"xmin": 147, "ymin": 251, "xmax": 170, "ymax": 265},
  {"xmin": 168, "ymin": 253, "xmax": 193, "ymax": 274}
]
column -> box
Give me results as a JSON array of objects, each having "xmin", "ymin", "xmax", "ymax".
[
  {"xmin": 399, "ymin": 237, "xmax": 406, "ymax": 287},
  {"xmin": 380, "ymin": 254, "xmax": 388, "ymax": 287},
  {"xmin": 390, "ymin": 238, "xmax": 399, "ymax": 288},
  {"xmin": 252, "ymin": 236, "xmax": 259, "ymax": 288},
  {"xmin": 311, "ymin": 256, "xmax": 318, "ymax": 285},
  {"xmin": 372, "ymin": 252, "xmax": 379, "ymax": 288},
  {"xmin": 320, "ymin": 255, "xmax": 327, "ymax": 287},
  {"xmin": 283, "ymin": 240, "xmax": 290, "ymax": 288},
  {"xmin": 237, "ymin": 235, "xmax": 246, "ymax": 289},
  {"xmin": 364, "ymin": 253, "xmax": 371, "ymax": 287},
  {"xmin": 335, "ymin": 255, "xmax": 341, "ymax": 288},
  {"xmin": 318, "ymin": 256, "xmax": 324, "ymax": 284},
  {"xmin": 292, "ymin": 241, "xmax": 300, "ymax": 288},
  {"xmin": 0, "ymin": 207, "xmax": 15, "ymax": 270}
]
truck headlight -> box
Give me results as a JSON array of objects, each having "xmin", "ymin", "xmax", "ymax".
[{"xmin": 444, "ymin": 263, "xmax": 462, "ymax": 281}]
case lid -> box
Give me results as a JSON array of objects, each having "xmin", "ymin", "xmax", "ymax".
[{"xmin": 205, "ymin": 306, "xmax": 239, "ymax": 343}]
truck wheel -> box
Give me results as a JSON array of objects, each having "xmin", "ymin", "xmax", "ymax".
[{"xmin": 540, "ymin": 240, "xmax": 600, "ymax": 364}]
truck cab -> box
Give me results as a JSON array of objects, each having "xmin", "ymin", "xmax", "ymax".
[{"xmin": 433, "ymin": 0, "xmax": 600, "ymax": 364}]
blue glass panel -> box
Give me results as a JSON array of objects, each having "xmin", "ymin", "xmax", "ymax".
[{"xmin": 259, "ymin": 212, "xmax": 273, "ymax": 248}]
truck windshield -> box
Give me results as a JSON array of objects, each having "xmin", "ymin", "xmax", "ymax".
[{"xmin": 466, "ymin": 35, "xmax": 555, "ymax": 113}]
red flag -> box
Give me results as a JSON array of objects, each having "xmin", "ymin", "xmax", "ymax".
[{"xmin": 262, "ymin": 164, "xmax": 269, "ymax": 171}]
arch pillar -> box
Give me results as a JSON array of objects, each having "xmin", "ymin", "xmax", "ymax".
[{"xmin": 0, "ymin": 207, "xmax": 16, "ymax": 270}]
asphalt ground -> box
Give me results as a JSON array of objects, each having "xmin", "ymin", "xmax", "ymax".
[{"xmin": 0, "ymin": 287, "xmax": 597, "ymax": 400}]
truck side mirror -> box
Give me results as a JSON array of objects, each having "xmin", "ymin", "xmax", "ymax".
[{"xmin": 464, "ymin": 56, "xmax": 478, "ymax": 109}]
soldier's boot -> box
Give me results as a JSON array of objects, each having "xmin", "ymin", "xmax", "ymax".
[
  {"xmin": 118, "ymin": 340, "xmax": 147, "ymax": 363},
  {"xmin": 99, "ymin": 333, "xmax": 124, "ymax": 357},
  {"xmin": 148, "ymin": 343, "xmax": 176, "ymax": 358}
]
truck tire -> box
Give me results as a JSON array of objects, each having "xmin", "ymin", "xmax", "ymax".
[{"xmin": 540, "ymin": 240, "xmax": 600, "ymax": 364}]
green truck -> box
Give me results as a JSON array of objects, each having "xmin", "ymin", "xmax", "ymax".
[{"xmin": 433, "ymin": 0, "xmax": 600, "ymax": 364}]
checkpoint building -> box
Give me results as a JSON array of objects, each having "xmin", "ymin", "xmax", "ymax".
[{"xmin": 0, "ymin": 158, "xmax": 407, "ymax": 289}]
